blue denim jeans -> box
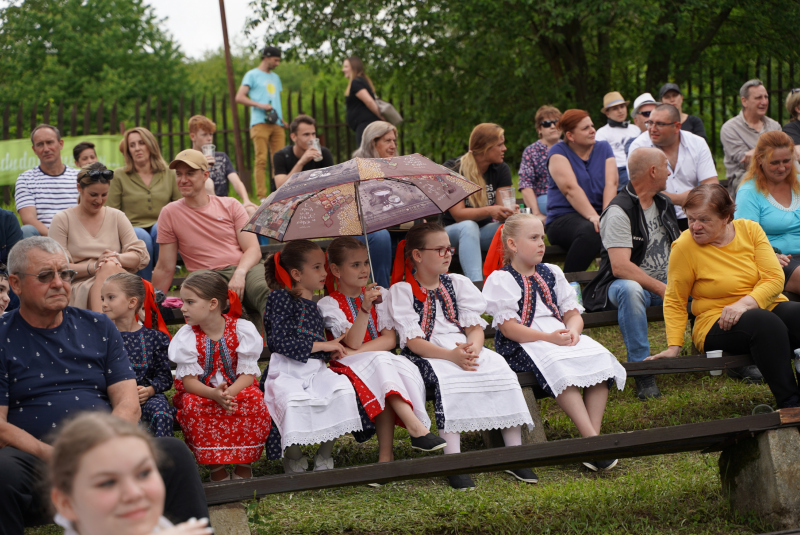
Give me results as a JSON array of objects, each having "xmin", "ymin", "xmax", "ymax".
[
  {"xmin": 20, "ymin": 225, "xmax": 40, "ymax": 239},
  {"xmin": 607, "ymin": 278, "xmax": 663, "ymax": 363},
  {"xmin": 134, "ymin": 224, "xmax": 159, "ymax": 281},
  {"xmin": 355, "ymin": 229, "xmax": 392, "ymax": 289},
  {"xmin": 445, "ymin": 220, "xmax": 501, "ymax": 282}
]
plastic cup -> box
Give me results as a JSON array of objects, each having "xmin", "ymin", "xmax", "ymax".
[
  {"xmin": 498, "ymin": 188, "xmax": 516, "ymax": 209},
  {"xmin": 707, "ymin": 349, "xmax": 723, "ymax": 376},
  {"xmin": 201, "ymin": 144, "xmax": 215, "ymax": 157},
  {"xmin": 520, "ymin": 206, "xmax": 532, "ymax": 214}
]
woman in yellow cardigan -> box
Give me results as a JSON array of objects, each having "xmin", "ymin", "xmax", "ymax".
[{"xmin": 648, "ymin": 183, "xmax": 800, "ymax": 409}]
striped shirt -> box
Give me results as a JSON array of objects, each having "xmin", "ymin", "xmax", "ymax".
[{"xmin": 14, "ymin": 166, "xmax": 79, "ymax": 227}]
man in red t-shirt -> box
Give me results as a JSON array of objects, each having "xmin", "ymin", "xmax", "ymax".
[{"xmin": 152, "ymin": 149, "xmax": 268, "ymax": 316}]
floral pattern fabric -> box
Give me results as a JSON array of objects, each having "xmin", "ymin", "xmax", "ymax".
[{"xmin": 518, "ymin": 140, "xmax": 550, "ymax": 196}]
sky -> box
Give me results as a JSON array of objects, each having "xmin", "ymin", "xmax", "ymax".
[{"xmin": 147, "ymin": 0, "xmax": 264, "ymax": 59}]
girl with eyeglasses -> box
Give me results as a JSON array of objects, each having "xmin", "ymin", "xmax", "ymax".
[
  {"xmin": 388, "ymin": 222, "xmax": 536, "ymax": 490},
  {"xmin": 519, "ymin": 106, "xmax": 562, "ymax": 223},
  {"xmin": 48, "ymin": 162, "xmax": 149, "ymax": 312}
]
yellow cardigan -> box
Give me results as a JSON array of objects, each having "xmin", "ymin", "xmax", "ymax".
[{"xmin": 664, "ymin": 218, "xmax": 786, "ymax": 352}]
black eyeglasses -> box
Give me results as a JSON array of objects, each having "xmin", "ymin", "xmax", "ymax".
[
  {"xmin": 638, "ymin": 110, "xmax": 652, "ymax": 118},
  {"xmin": 419, "ymin": 247, "xmax": 456, "ymax": 257},
  {"xmin": 645, "ymin": 120, "xmax": 679, "ymax": 129},
  {"xmin": 16, "ymin": 269, "xmax": 77, "ymax": 284},
  {"xmin": 86, "ymin": 169, "xmax": 113, "ymax": 181},
  {"xmin": 540, "ymin": 120, "xmax": 558, "ymax": 128}
]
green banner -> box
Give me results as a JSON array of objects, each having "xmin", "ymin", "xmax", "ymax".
[{"xmin": 0, "ymin": 135, "xmax": 125, "ymax": 187}]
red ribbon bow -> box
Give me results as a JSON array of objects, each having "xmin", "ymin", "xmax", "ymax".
[
  {"xmin": 273, "ymin": 251, "xmax": 294, "ymax": 289},
  {"xmin": 142, "ymin": 279, "xmax": 171, "ymax": 339},
  {"xmin": 390, "ymin": 240, "xmax": 429, "ymax": 303},
  {"xmin": 483, "ymin": 223, "xmax": 505, "ymax": 279}
]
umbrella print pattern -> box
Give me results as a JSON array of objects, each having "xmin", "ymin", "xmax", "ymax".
[{"xmin": 244, "ymin": 154, "xmax": 482, "ymax": 242}]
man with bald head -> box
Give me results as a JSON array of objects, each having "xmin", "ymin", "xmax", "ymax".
[
  {"xmin": 627, "ymin": 103, "xmax": 718, "ymax": 230},
  {"xmin": 584, "ymin": 148, "xmax": 682, "ymax": 400}
]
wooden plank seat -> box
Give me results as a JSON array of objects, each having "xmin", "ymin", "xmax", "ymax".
[{"xmin": 201, "ymin": 408, "xmax": 800, "ymax": 504}]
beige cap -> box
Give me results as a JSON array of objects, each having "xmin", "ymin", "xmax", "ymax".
[
  {"xmin": 169, "ymin": 149, "xmax": 208, "ymax": 171},
  {"xmin": 601, "ymin": 91, "xmax": 629, "ymax": 114}
]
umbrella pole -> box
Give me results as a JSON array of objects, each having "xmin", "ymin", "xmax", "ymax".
[{"xmin": 354, "ymin": 186, "xmax": 377, "ymax": 286}]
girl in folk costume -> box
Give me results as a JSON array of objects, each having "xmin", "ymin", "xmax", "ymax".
[
  {"xmin": 100, "ymin": 272, "xmax": 174, "ymax": 438},
  {"xmin": 483, "ymin": 214, "xmax": 626, "ymax": 472},
  {"xmin": 318, "ymin": 237, "xmax": 447, "ymax": 464},
  {"xmin": 169, "ymin": 271, "xmax": 269, "ymax": 481},
  {"xmin": 262, "ymin": 240, "xmax": 378, "ymax": 473},
  {"xmin": 388, "ymin": 222, "xmax": 536, "ymax": 491}
]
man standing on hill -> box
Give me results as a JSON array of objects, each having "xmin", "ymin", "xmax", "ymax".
[
  {"xmin": 236, "ymin": 46, "xmax": 289, "ymax": 202},
  {"xmin": 15, "ymin": 125, "xmax": 79, "ymax": 238},
  {"xmin": 720, "ymin": 79, "xmax": 781, "ymax": 196}
]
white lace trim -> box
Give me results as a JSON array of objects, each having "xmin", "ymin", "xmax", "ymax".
[
  {"xmin": 441, "ymin": 412, "xmax": 534, "ymax": 434},
  {"xmin": 766, "ymin": 190, "xmax": 800, "ymax": 212},
  {"xmin": 459, "ymin": 312, "xmax": 488, "ymax": 329},
  {"xmin": 377, "ymin": 313, "xmax": 392, "ymax": 333},
  {"xmin": 547, "ymin": 370, "xmax": 626, "ymax": 398},
  {"xmin": 394, "ymin": 319, "xmax": 426, "ymax": 349},
  {"xmin": 329, "ymin": 318, "xmax": 353, "ymax": 338},
  {"xmin": 558, "ymin": 295, "xmax": 585, "ymax": 315},
  {"xmin": 175, "ymin": 362, "xmax": 205, "ymax": 380},
  {"xmin": 490, "ymin": 310, "xmax": 521, "ymax": 329},
  {"xmin": 236, "ymin": 361, "xmax": 262, "ymax": 378},
  {"xmin": 281, "ymin": 417, "xmax": 364, "ymax": 449}
]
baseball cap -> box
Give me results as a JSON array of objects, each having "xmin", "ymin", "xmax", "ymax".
[
  {"xmin": 659, "ymin": 83, "xmax": 681, "ymax": 100},
  {"xmin": 261, "ymin": 46, "xmax": 282, "ymax": 59},
  {"xmin": 169, "ymin": 149, "xmax": 208, "ymax": 171},
  {"xmin": 632, "ymin": 93, "xmax": 657, "ymax": 116}
]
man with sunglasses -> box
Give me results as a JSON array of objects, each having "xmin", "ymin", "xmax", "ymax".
[
  {"xmin": 0, "ymin": 237, "xmax": 210, "ymax": 534},
  {"xmin": 15, "ymin": 124, "xmax": 79, "ymax": 239},
  {"xmin": 627, "ymin": 103, "xmax": 718, "ymax": 230}
]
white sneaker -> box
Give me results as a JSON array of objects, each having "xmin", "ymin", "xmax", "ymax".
[
  {"xmin": 313, "ymin": 453, "xmax": 334, "ymax": 471},
  {"xmin": 282, "ymin": 455, "xmax": 309, "ymax": 474}
]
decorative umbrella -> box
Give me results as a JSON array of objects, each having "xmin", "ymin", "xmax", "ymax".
[{"xmin": 242, "ymin": 153, "xmax": 481, "ymax": 277}]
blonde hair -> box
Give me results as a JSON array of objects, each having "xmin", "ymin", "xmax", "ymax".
[
  {"xmin": 454, "ymin": 123, "xmax": 504, "ymax": 208},
  {"xmin": 49, "ymin": 412, "xmax": 159, "ymax": 495},
  {"xmin": 501, "ymin": 213, "xmax": 538, "ymax": 265},
  {"xmin": 352, "ymin": 121, "xmax": 396, "ymax": 158},
  {"xmin": 742, "ymin": 130, "xmax": 800, "ymax": 195},
  {"xmin": 119, "ymin": 127, "xmax": 168, "ymax": 174},
  {"xmin": 344, "ymin": 56, "xmax": 375, "ymax": 97},
  {"xmin": 786, "ymin": 90, "xmax": 800, "ymax": 121}
]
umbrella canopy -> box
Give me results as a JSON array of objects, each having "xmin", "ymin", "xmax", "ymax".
[{"xmin": 243, "ymin": 154, "xmax": 481, "ymax": 241}]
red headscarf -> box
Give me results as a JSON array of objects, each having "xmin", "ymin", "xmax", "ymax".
[
  {"xmin": 390, "ymin": 240, "xmax": 428, "ymax": 303},
  {"xmin": 142, "ymin": 279, "xmax": 171, "ymax": 339},
  {"xmin": 273, "ymin": 251, "xmax": 294, "ymax": 289},
  {"xmin": 483, "ymin": 224, "xmax": 505, "ymax": 279}
]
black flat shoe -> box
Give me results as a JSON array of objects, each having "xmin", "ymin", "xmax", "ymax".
[
  {"xmin": 504, "ymin": 468, "xmax": 538, "ymax": 484},
  {"xmin": 410, "ymin": 432, "xmax": 448, "ymax": 452},
  {"xmin": 727, "ymin": 364, "xmax": 764, "ymax": 385},
  {"xmin": 447, "ymin": 474, "xmax": 475, "ymax": 491}
]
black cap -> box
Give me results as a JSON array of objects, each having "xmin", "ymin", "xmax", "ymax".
[
  {"xmin": 659, "ymin": 83, "xmax": 681, "ymax": 100},
  {"xmin": 261, "ymin": 46, "xmax": 282, "ymax": 59}
]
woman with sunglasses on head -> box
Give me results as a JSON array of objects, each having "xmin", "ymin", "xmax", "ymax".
[
  {"xmin": 49, "ymin": 162, "xmax": 149, "ymax": 312},
  {"xmin": 519, "ymin": 106, "xmax": 562, "ymax": 224}
]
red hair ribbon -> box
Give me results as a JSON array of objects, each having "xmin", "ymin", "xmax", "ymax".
[
  {"xmin": 390, "ymin": 240, "xmax": 428, "ymax": 303},
  {"xmin": 483, "ymin": 223, "xmax": 505, "ymax": 279},
  {"xmin": 324, "ymin": 253, "xmax": 336, "ymax": 295},
  {"xmin": 226, "ymin": 289, "xmax": 242, "ymax": 320},
  {"xmin": 142, "ymin": 279, "xmax": 171, "ymax": 339},
  {"xmin": 273, "ymin": 251, "xmax": 294, "ymax": 289}
]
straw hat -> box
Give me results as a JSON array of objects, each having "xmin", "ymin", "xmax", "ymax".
[{"xmin": 601, "ymin": 92, "xmax": 629, "ymax": 114}]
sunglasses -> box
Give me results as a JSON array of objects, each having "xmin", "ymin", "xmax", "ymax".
[
  {"xmin": 86, "ymin": 169, "xmax": 114, "ymax": 181},
  {"xmin": 539, "ymin": 120, "xmax": 558, "ymax": 128},
  {"xmin": 638, "ymin": 110, "xmax": 652, "ymax": 118},
  {"xmin": 17, "ymin": 269, "xmax": 77, "ymax": 284},
  {"xmin": 419, "ymin": 246, "xmax": 456, "ymax": 257}
]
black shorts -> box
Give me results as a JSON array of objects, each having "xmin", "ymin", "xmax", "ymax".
[{"xmin": 783, "ymin": 255, "xmax": 800, "ymax": 282}]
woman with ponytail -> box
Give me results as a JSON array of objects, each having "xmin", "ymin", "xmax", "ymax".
[
  {"xmin": 169, "ymin": 271, "xmax": 270, "ymax": 481},
  {"xmin": 442, "ymin": 123, "xmax": 517, "ymax": 282}
]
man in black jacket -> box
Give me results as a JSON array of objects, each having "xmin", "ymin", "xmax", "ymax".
[{"xmin": 583, "ymin": 148, "xmax": 680, "ymax": 400}]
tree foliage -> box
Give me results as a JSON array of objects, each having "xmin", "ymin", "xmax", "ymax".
[
  {"xmin": 0, "ymin": 0, "xmax": 186, "ymax": 108},
  {"xmin": 248, "ymin": 0, "xmax": 800, "ymax": 157}
]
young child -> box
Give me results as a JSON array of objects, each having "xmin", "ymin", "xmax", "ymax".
[
  {"xmin": 388, "ymin": 222, "xmax": 536, "ymax": 490},
  {"xmin": 0, "ymin": 264, "xmax": 10, "ymax": 315},
  {"xmin": 101, "ymin": 273, "xmax": 174, "ymax": 438},
  {"xmin": 483, "ymin": 213, "xmax": 626, "ymax": 471},
  {"xmin": 318, "ymin": 237, "xmax": 447, "ymax": 464},
  {"xmin": 263, "ymin": 240, "xmax": 378, "ymax": 473},
  {"xmin": 50, "ymin": 412, "xmax": 212, "ymax": 535},
  {"xmin": 169, "ymin": 271, "xmax": 270, "ymax": 481}
]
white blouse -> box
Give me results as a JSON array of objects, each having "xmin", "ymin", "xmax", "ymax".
[
  {"xmin": 387, "ymin": 273, "xmax": 488, "ymax": 348},
  {"xmin": 483, "ymin": 264, "xmax": 584, "ymax": 329},
  {"xmin": 55, "ymin": 513, "xmax": 174, "ymax": 534},
  {"xmin": 168, "ymin": 318, "xmax": 263, "ymax": 385},
  {"xmin": 317, "ymin": 287, "xmax": 392, "ymax": 338}
]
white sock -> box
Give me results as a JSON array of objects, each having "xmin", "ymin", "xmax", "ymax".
[
  {"xmin": 317, "ymin": 439, "xmax": 335, "ymax": 459},
  {"xmin": 284, "ymin": 444, "xmax": 302, "ymax": 460},
  {"xmin": 439, "ymin": 430, "xmax": 461, "ymax": 455},
  {"xmin": 501, "ymin": 425, "xmax": 522, "ymax": 447}
]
